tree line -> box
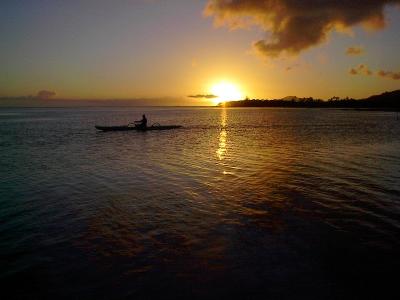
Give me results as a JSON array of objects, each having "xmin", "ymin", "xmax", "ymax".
[{"xmin": 221, "ymin": 90, "xmax": 400, "ymax": 110}]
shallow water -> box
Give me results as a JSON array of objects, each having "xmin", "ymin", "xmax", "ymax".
[{"xmin": 1, "ymin": 107, "xmax": 399, "ymax": 299}]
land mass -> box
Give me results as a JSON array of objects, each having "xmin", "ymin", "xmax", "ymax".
[{"xmin": 220, "ymin": 90, "xmax": 400, "ymax": 110}]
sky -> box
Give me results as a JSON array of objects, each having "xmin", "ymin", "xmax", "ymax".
[{"xmin": 1, "ymin": 0, "xmax": 400, "ymax": 105}]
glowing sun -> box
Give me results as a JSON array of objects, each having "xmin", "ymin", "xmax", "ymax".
[{"xmin": 211, "ymin": 82, "xmax": 243, "ymax": 104}]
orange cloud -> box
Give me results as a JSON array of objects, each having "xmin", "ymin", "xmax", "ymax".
[
  {"xmin": 188, "ymin": 94, "xmax": 218, "ymax": 99},
  {"xmin": 349, "ymin": 64, "xmax": 372, "ymax": 76},
  {"xmin": 205, "ymin": 0, "xmax": 399, "ymax": 58},
  {"xmin": 346, "ymin": 46, "xmax": 364, "ymax": 56},
  {"xmin": 285, "ymin": 64, "xmax": 300, "ymax": 71},
  {"xmin": 349, "ymin": 64, "xmax": 373, "ymax": 76},
  {"xmin": 349, "ymin": 65, "xmax": 400, "ymax": 80},
  {"xmin": 377, "ymin": 70, "xmax": 400, "ymax": 80}
]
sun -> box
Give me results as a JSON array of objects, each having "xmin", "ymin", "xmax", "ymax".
[{"xmin": 211, "ymin": 82, "xmax": 243, "ymax": 105}]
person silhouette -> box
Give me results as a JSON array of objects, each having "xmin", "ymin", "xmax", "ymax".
[{"xmin": 135, "ymin": 114, "xmax": 147, "ymax": 129}]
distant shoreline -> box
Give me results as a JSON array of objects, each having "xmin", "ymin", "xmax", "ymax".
[
  {"xmin": 1, "ymin": 90, "xmax": 399, "ymax": 110},
  {"xmin": 219, "ymin": 90, "xmax": 400, "ymax": 111}
]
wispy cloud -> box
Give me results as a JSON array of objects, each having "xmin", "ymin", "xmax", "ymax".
[
  {"xmin": 346, "ymin": 46, "xmax": 364, "ymax": 56},
  {"xmin": 285, "ymin": 64, "xmax": 300, "ymax": 71},
  {"xmin": 349, "ymin": 64, "xmax": 372, "ymax": 76},
  {"xmin": 205, "ymin": 0, "xmax": 399, "ymax": 59},
  {"xmin": 350, "ymin": 65, "xmax": 400, "ymax": 80},
  {"xmin": 188, "ymin": 94, "xmax": 218, "ymax": 99},
  {"xmin": 377, "ymin": 70, "xmax": 400, "ymax": 80}
]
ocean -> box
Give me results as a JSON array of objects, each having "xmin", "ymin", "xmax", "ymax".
[{"xmin": 1, "ymin": 107, "xmax": 399, "ymax": 299}]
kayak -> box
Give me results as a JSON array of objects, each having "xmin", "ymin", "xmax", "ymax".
[{"xmin": 95, "ymin": 124, "xmax": 182, "ymax": 132}]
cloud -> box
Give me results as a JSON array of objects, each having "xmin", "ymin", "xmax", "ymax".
[
  {"xmin": 188, "ymin": 94, "xmax": 218, "ymax": 99},
  {"xmin": 377, "ymin": 70, "xmax": 400, "ymax": 80},
  {"xmin": 285, "ymin": 64, "xmax": 300, "ymax": 71},
  {"xmin": 349, "ymin": 65, "xmax": 400, "ymax": 80},
  {"xmin": 349, "ymin": 64, "xmax": 373, "ymax": 76},
  {"xmin": 36, "ymin": 90, "xmax": 56, "ymax": 100},
  {"xmin": 205, "ymin": 0, "xmax": 400, "ymax": 58},
  {"xmin": 346, "ymin": 46, "xmax": 364, "ymax": 56}
]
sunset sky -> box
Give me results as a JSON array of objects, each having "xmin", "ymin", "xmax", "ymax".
[{"xmin": 1, "ymin": 0, "xmax": 400, "ymax": 105}]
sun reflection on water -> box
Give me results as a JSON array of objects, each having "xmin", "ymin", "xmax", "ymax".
[{"xmin": 216, "ymin": 108, "xmax": 227, "ymax": 163}]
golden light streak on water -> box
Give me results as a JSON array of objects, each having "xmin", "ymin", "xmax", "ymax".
[{"xmin": 216, "ymin": 108, "xmax": 227, "ymax": 162}]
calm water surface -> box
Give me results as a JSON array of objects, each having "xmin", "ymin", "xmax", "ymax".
[{"xmin": 1, "ymin": 107, "xmax": 399, "ymax": 299}]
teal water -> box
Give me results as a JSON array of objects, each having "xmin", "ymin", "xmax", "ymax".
[{"xmin": 1, "ymin": 107, "xmax": 399, "ymax": 299}]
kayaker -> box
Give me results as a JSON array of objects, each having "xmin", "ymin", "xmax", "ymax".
[{"xmin": 135, "ymin": 114, "xmax": 147, "ymax": 129}]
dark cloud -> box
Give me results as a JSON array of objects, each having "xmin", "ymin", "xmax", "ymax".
[
  {"xmin": 188, "ymin": 94, "xmax": 218, "ymax": 99},
  {"xmin": 205, "ymin": 0, "xmax": 400, "ymax": 58},
  {"xmin": 349, "ymin": 64, "xmax": 373, "ymax": 76},
  {"xmin": 346, "ymin": 46, "xmax": 364, "ymax": 56},
  {"xmin": 36, "ymin": 90, "xmax": 56, "ymax": 99},
  {"xmin": 377, "ymin": 70, "xmax": 400, "ymax": 80}
]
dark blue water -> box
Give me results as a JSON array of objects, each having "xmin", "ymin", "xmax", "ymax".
[{"xmin": 1, "ymin": 107, "xmax": 399, "ymax": 299}]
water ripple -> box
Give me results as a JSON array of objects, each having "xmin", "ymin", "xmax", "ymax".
[{"xmin": 1, "ymin": 107, "xmax": 400, "ymax": 298}]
